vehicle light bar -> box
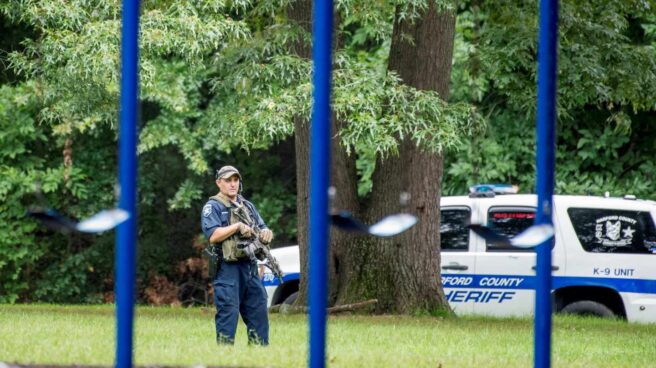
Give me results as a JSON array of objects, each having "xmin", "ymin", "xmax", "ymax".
[{"xmin": 469, "ymin": 184, "xmax": 519, "ymax": 194}]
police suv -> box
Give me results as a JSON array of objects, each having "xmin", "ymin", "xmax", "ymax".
[{"xmin": 261, "ymin": 189, "xmax": 656, "ymax": 323}]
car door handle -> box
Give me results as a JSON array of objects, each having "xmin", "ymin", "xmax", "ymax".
[
  {"xmin": 531, "ymin": 265, "xmax": 560, "ymax": 271},
  {"xmin": 442, "ymin": 264, "xmax": 469, "ymax": 271}
]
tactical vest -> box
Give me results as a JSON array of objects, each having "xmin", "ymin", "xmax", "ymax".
[{"xmin": 209, "ymin": 193, "xmax": 257, "ymax": 262}]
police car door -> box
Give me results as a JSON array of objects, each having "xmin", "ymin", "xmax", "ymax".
[
  {"xmin": 554, "ymin": 196, "xmax": 656, "ymax": 323},
  {"xmin": 472, "ymin": 195, "xmax": 540, "ymax": 316},
  {"xmin": 440, "ymin": 197, "xmax": 476, "ymax": 314}
]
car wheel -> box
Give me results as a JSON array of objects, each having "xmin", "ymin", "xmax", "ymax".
[
  {"xmin": 283, "ymin": 291, "xmax": 298, "ymax": 305},
  {"xmin": 560, "ymin": 300, "xmax": 615, "ymax": 318}
]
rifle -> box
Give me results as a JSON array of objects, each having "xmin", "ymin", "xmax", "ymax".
[
  {"xmin": 237, "ymin": 233, "xmax": 284, "ymax": 284},
  {"xmin": 232, "ymin": 205, "xmax": 285, "ymax": 284}
]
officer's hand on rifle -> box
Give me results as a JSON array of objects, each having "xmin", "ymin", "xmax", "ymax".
[
  {"xmin": 237, "ymin": 222, "xmax": 254, "ymax": 238},
  {"xmin": 259, "ymin": 228, "xmax": 273, "ymax": 244}
]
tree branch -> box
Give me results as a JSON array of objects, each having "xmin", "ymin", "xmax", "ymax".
[{"xmin": 270, "ymin": 299, "xmax": 378, "ymax": 314}]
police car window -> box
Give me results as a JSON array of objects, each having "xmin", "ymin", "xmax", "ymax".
[
  {"xmin": 486, "ymin": 207, "xmax": 536, "ymax": 252},
  {"xmin": 441, "ymin": 208, "xmax": 470, "ymax": 251},
  {"xmin": 567, "ymin": 208, "xmax": 656, "ymax": 254}
]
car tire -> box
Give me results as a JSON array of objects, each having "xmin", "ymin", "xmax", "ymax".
[
  {"xmin": 560, "ymin": 300, "xmax": 615, "ymax": 318},
  {"xmin": 283, "ymin": 291, "xmax": 299, "ymax": 305}
]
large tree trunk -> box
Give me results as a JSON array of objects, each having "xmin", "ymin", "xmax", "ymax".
[
  {"xmin": 289, "ymin": 1, "xmax": 359, "ymax": 306},
  {"xmin": 332, "ymin": 3, "xmax": 456, "ymax": 313},
  {"xmin": 289, "ymin": 0, "xmax": 313, "ymax": 306},
  {"xmin": 293, "ymin": 2, "xmax": 455, "ymax": 314}
]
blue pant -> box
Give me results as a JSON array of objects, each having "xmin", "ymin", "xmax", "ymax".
[{"xmin": 213, "ymin": 259, "xmax": 269, "ymax": 345}]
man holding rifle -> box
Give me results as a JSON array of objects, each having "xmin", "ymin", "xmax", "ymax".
[{"xmin": 201, "ymin": 165, "xmax": 274, "ymax": 345}]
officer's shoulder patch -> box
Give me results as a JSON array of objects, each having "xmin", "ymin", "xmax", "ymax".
[{"xmin": 202, "ymin": 204, "xmax": 213, "ymax": 217}]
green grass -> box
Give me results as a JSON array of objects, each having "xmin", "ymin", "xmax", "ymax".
[{"xmin": 1, "ymin": 304, "xmax": 654, "ymax": 367}]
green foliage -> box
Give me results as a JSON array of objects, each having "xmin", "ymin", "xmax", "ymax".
[
  {"xmin": 0, "ymin": 82, "xmax": 115, "ymax": 303},
  {"xmin": 332, "ymin": 55, "xmax": 484, "ymax": 156},
  {"xmin": 249, "ymin": 186, "xmax": 297, "ymax": 243},
  {"xmin": 0, "ymin": 81, "xmax": 119, "ymax": 302},
  {"xmin": 444, "ymin": 0, "xmax": 656, "ymax": 199},
  {"xmin": 167, "ymin": 179, "xmax": 204, "ymax": 210},
  {"xmin": 355, "ymin": 143, "xmax": 377, "ymax": 197},
  {"xmin": 33, "ymin": 246, "xmax": 106, "ymax": 303},
  {"xmin": 2, "ymin": 0, "xmax": 248, "ymax": 172},
  {"xmin": 0, "ymin": 83, "xmax": 44, "ymax": 302},
  {"xmin": 443, "ymin": 111, "xmax": 536, "ymax": 195},
  {"xmin": 214, "ymin": 2, "xmax": 475, "ymax": 143},
  {"xmin": 0, "ymin": 0, "xmax": 250, "ymax": 303},
  {"xmin": 479, "ymin": 0, "xmax": 656, "ymax": 117},
  {"xmin": 197, "ymin": 0, "xmax": 482, "ymax": 198}
]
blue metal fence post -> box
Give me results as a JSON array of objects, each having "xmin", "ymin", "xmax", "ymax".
[
  {"xmin": 116, "ymin": 1, "xmax": 140, "ymax": 367},
  {"xmin": 534, "ymin": 1, "xmax": 559, "ymax": 368},
  {"xmin": 309, "ymin": 0, "xmax": 333, "ymax": 367}
]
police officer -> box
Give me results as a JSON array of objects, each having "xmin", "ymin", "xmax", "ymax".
[{"xmin": 201, "ymin": 165, "xmax": 274, "ymax": 345}]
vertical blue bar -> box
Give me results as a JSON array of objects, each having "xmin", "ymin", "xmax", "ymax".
[
  {"xmin": 309, "ymin": 0, "xmax": 333, "ymax": 367},
  {"xmin": 534, "ymin": 1, "xmax": 558, "ymax": 368},
  {"xmin": 116, "ymin": 1, "xmax": 140, "ymax": 367}
]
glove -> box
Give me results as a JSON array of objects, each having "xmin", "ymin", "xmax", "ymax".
[
  {"xmin": 259, "ymin": 228, "xmax": 274, "ymax": 244},
  {"xmin": 238, "ymin": 222, "xmax": 254, "ymax": 238}
]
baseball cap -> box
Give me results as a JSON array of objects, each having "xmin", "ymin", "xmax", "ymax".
[{"xmin": 215, "ymin": 165, "xmax": 241, "ymax": 180}]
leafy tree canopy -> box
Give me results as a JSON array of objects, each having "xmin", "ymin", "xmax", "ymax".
[{"xmin": 445, "ymin": 0, "xmax": 656, "ymax": 198}]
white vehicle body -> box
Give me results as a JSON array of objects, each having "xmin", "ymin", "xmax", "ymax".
[
  {"xmin": 261, "ymin": 194, "xmax": 656, "ymax": 323},
  {"xmin": 261, "ymin": 245, "xmax": 301, "ymax": 307}
]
